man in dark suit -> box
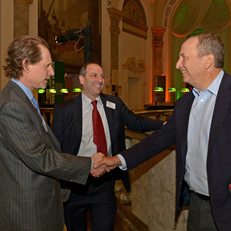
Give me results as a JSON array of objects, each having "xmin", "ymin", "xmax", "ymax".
[
  {"xmin": 0, "ymin": 36, "xmax": 105, "ymax": 231},
  {"xmin": 101, "ymin": 33, "xmax": 231, "ymax": 230},
  {"xmin": 52, "ymin": 62, "xmax": 164, "ymax": 231}
]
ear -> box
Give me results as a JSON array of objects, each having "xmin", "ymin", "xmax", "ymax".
[
  {"xmin": 79, "ymin": 75, "xmax": 85, "ymax": 85},
  {"xmin": 22, "ymin": 58, "xmax": 30, "ymax": 72},
  {"xmin": 204, "ymin": 54, "xmax": 214, "ymax": 69}
]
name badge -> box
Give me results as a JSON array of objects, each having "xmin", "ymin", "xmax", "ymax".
[{"xmin": 106, "ymin": 101, "xmax": 116, "ymax": 109}]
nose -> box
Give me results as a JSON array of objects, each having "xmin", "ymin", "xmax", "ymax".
[
  {"xmin": 176, "ymin": 57, "xmax": 182, "ymax": 69},
  {"xmin": 95, "ymin": 74, "xmax": 104, "ymax": 82},
  {"xmin": 97, "ymin": 76, "xmax": 104, "ymax": 82},
  {"xmin": 49, "ymin": 65, "xmax": 55, "ymax": 76}
]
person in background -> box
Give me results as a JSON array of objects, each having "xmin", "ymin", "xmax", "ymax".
[
  {"xmin": 0, "ymin": 36, "xmax": 105, "ymax": 231},
  {"xmin": 100, "ymin": 33, "xmax": 231, "ymax": 230},
  {"xmin": 52, "ymin": 62, "xmax": 164, "ymax": 231}
]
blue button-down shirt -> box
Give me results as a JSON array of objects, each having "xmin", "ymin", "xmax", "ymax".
[
  {"xmin": 11, "ymin": 78, "xmax": 48, "ymax": 132},
  {"xmin": 11, "ymin": 78, "xmax": 34, "ymax": 101},
  {"xmin": 185, "ymin": 70, "xmax": 224, "ymax": 196}
]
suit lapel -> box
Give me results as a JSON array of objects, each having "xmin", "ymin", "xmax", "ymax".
[
  {"xmin": 208, "ymin": 73, "xmax": 231, "ymax": 150},
  {"xmin": 178, "ymin": 92, "xmax": 195, "ymax": 158},
  {"xmin": 72, "ymin": 95, "xmax": 83, "ymax": 153},
  {"xmin": 101, "ymin": 95, "xmax": 114, "ymax": 141},
  {"xmin": 9, "ymin": 81, "xmax": 60, "ymax": 148},
  {"xmin": 10, "ymin": 81, "xmax": 45, "ymax": 126}
]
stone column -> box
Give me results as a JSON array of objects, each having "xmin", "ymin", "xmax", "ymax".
[
  {"xmin": 107, "ymin": 7, "xmax": 123, "ymax": 94},
  {"xmin": 151, "ymin": 27, "xmax": 165, "ymax": 104},
  {"xmin": 151, "ymin": 26, "xmax": 165, "ymax": 76},
  {"xmin": 0, "ymin": 0, "xmax": 14, "ymax": 89},
  {"xmin": 14, "ymin": 0, "xmax": 33, "ymax": 37}
]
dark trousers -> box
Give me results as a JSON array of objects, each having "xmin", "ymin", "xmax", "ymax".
[
  {"xmin": 187, "ymin": 191, "xmax": 218, "ymax": 231},
  {"xmin": 64, "ymin": 177, "xmax": 117, "ymax": 231}
]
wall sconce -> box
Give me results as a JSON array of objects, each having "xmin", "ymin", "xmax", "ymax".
[
  {"xmin": 180, "ymin": 87, "xmax": 190, "ymax": 93},
  {"xmin": 168, "ymin": 87, "xmax": 176, "ymax": 93},
  {"xmin": 73, "ymin": 88, "xmax": 82, "ymax": 93},
  {"xmin": 153, "ymin": 86, "xmax": 164, "ymax": 92},
  {"xmin": 49, "ymin": 89, "xmax": 57, "ymax": 94},
  {"xmin": 38, "ymin": 89, "xmax": 45, "ymax": 94},
  {"xmin": 60, "ymin": 88, "xmax": 69, "ymax": 94}
]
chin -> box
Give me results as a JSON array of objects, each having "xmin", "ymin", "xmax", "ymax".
[
  {"xmin": 182, "ymin": 76, "xmax": 189, "ymax": 83},
  {"xmin": 39, "ymin": 85, "xmax": 47, "ymax": 89}
]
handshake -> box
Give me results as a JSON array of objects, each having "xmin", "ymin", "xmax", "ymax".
[{"xmin": 90, "ymin": 153, "xmax": 122, "ymax": 177}]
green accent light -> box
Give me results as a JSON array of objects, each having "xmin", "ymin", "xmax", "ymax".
[
  {"xmin": 153, "ymin": 87, "xmax": 163, "ymax": 92},
  {"xmin": 38, "ymin": 89, "xmax": 45, "ymax": 94},
  {"xmin": 73, "ymin": 88, "xmax": 82, "ymax": 93},
  {"xmin": 181, "ymin": 88, "xmax": 190, "ymax": 93},
  {"xmin": 49, "ymin": 89, "xmax": 57, "ymax": 94},
  {"xmin": 60, "ymin": 88, "xmax": 69, "ymax": 93},
  {"xmin": 168, "ymin": 87, "xmax": 176, "ymax": 92}
]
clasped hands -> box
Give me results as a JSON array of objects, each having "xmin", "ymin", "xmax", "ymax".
[{"xmin": 90, "ymin": 153, "xmax": 121, "ymax": 177}]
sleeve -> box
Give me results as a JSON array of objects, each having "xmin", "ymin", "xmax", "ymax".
[
  {"xmin": 0, "ymin": 101, "xmax": 91, "ymax": 185},
  {"xmin": 117, "ymin": 97, "xmax": 164, "ymax": 132},
  {"xmin": 121, "ymin": 112, "xmax": 176, "ymax": 170}
]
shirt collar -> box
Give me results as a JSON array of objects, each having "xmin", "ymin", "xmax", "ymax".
[
  {"xmin": 82, "ymin": 92, "xmax": 102, "ymax": 106},
  {"xmin": 192, "ymin": 70, "xmax": 224, "ymax": 97},
  {"xmin": 11, "ymin": 78, "xmax": 34, "ymax": 101}
]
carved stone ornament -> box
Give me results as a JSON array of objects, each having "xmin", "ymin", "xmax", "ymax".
[{"xmin": 122, "ymin": 57, "xmax": 145, "ymax": 72}]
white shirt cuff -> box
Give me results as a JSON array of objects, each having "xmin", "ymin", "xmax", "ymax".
[{"xmin": 117, "ymin": 154, "xmax": 127, "ymax": 170}]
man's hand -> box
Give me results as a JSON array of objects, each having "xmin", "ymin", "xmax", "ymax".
[
  {"xmin": 90, "ymin": 153, "xmax": 123, "ymax": 177},
  {"xmin": 94, "ymin": 154, "xmax": 122, "ymax": 172},
  {"xmin": 90, "ymin": 153, "xmax": 106, "ymax": 177}
]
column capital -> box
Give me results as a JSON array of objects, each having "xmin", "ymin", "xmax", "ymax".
[
  {"xmin": 107, "ymin": 7, "xmax": 123, "ymax": 34},
  {"xmin": 107, "ymin": 7, "xmax": 123, "ymax": 70},
  {"xmin": 107, "ymin": 7, "xmax": 123, "ymax": 18},
  {"xmin": 151, "ymin": 27, "xmax": 165, "ymax": 77},
  {"xmin": 151, "ymin": 27, "xmax": 165, "ymax": 38}
]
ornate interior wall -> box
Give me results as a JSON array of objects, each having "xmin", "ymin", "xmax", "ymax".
[
  {"xmin": 0, "ymin": 0, "xmax": 37, "ymax": 89},
  {"xmin": 164, "ymin": 0, "xmax": 231, "ymax": 101}
]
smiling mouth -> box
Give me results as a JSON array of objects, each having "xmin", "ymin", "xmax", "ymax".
[
  {"xmin": 93, "ymin": 84, "xmax": 103, "ymax": 89},
  {"xmin": 180, "ymin": 70, "xmax": 186, "ymax": 75}
]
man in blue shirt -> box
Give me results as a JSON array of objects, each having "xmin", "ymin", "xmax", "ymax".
[
  {"xmin": 100, "ymin": 33, "xmax": 231, "ymax": 230},
  {"xmin": 0, "ymin": 35, "xmax": 104, "ymax": 231}
]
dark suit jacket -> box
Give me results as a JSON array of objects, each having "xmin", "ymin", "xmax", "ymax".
[
  {"xmin": 0, "ymin": 81, "xmax": 91, "ymax": 231},
  {"xmin": 52, "ymin": 93, "xmax": 163, "ymax": 191},
  {"xmin": 120, "ymin": 72, "xmax": 231, "ymax": 230}
]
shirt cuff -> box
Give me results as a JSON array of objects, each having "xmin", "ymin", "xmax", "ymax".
[{"xmin": 117, "ymin": 154, "xmax": 127, "ymax": 170}]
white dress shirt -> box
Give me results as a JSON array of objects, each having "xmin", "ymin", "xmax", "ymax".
[{"xmin": 77, "ymin": 93, "xmax": 112, "ymax": 157}]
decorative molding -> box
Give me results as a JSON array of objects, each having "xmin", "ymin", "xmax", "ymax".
[
  {"xmin": 14, "ymin": 0, "xmax": 33, "ymax": 5},
  {"xmin": 122, "ymin": 17, "xmax": 148, "ymax": 39},
  {"xmin": 163, "ymin": 0, "xmax": 178, "ymax": 27},
  {"xmin": 108, "ymin": 7, "xmax": 123, "ymax": 70},
  {"xmin": 122, "ymin": 0, "xmax": 147, "ymax": 39},
  {"xmin": 108, "ymin": 7, "xmax": 123, "ymax": 35},
  {"xmin": 152, "ymin": 27, "xmax": 165, "ymax": 48}
]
